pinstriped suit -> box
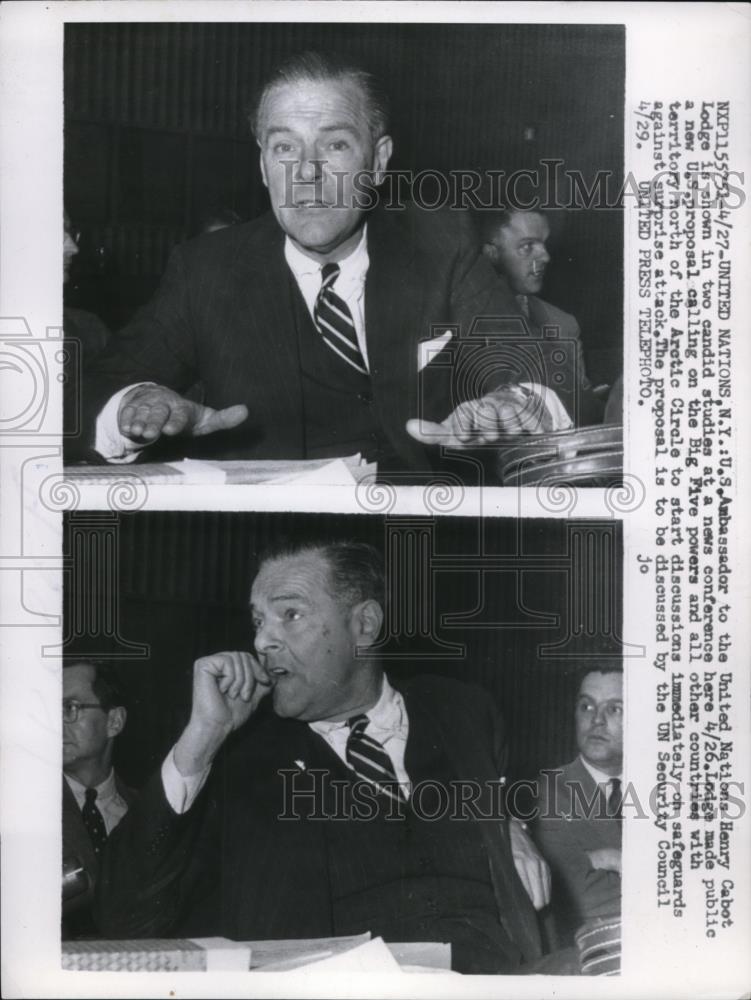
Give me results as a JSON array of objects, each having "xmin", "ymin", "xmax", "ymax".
[
  {"xmin": 74, "ymin": 204, "xmax": 522, "ymax": 470},
  {"xmin": 96, "ymin": 676, "xmax": 542, "ymax": 972}
]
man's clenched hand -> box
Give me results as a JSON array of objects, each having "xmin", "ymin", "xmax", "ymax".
[
  {"xmin": 174, "ymin": 651, "xmax": 272, "ymax": 777},
  {"xmin": 118, "ymin": 384, "xmax": 248, "ymax": 445}
]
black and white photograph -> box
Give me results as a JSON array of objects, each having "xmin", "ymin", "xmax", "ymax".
[
  {"xmin": 0, "ymin": 3, "xmax": 749, "ymax": 998},
  {"xmin": 60, "ymin": 510, "xmax": 625, "ymax": 975},
  {"xmin": 62, "ymin": 19, "xmax": 624, "ymax": 489}
]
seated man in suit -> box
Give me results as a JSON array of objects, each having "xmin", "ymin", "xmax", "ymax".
[
  {"xmin": 73, "ymin": 51, "xmax": 579, "ymax": 474},
  {"xmin": 533, "ymin": 667, "xmax": 623, "ymax": 946},
  {"xmin": 97, "ymin": 540, "xmax": 555, "ymax": 974},
  {"xmin": 62, "ymin": 660, "xmax": 133, "ymax": 937},
  {"xmin": 480, "ymin": 208, "xmax": 605, "ymax": 427}
]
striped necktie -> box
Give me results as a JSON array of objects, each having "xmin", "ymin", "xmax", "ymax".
[
  {"xmin": 313, "ymin": 263, "xmax": 368, "ymax": 375},
  {"xmin": 82, "ymin": 787, "xmax": 108, "ymax": 854},
  {"xmin": 345, "ymin": 713, "xmax": 405, "ymax": 803}
]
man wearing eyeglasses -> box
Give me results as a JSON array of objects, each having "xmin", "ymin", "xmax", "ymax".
[{"xmin": 62, "ymin": 660, "xmax": 133, "ymax": 936}]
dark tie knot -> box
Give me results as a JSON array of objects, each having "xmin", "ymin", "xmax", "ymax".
[
  {"xmin": 85, "ymin": 787, "xmax": 98, "ymax": 804},
  {"xmin": 347, "ymin": 712, "xmax": 370, "ymax": 737},
  {"xmin": 321, "ymin": 262, "xmax": 340, "ymax": 287}
]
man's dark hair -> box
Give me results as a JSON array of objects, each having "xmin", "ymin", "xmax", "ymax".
[
  {"xmin": 64, "ymin": 659, "xmax": 126, "ymax": 711},
  {"xmin": 257, "ymin": 539, "xmax": 385, "ymax": 610},
  {"xmin": 248, "ymin": 50, "xmax": 391, "ymax": 143},
  {"xmin": 576, "ymin": 665, "xmax": 623, "ymax": 694},
  {"xmin": 477, "ymin": 208, "xmax": 547, "ymax": 246}
]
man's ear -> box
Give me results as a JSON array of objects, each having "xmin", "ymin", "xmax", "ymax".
[
  {"xmin": 258, "ymin": 145, "xmax": 269, "ymax": 189},
  {"xmin": 372, "ymin": 135, "xmax": 393, "ymax": 185},
  {"xmin": 106, "ymin": 706, "xmax": 127, "ymax": 739},
  {"xmin": 482, "ymin": 241, "xmax": 499, "ymax": 264},
  {"xmin": 351, "ymin": 599, "xmax": 384, "ymax": 649}
]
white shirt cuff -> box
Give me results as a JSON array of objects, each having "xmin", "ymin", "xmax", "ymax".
[
  {"xmin": 161, "ymin": 745, "xmax": 211, "ymax": 814},
  {"xmin": 94, "ymin": 383, "xmax": 156, "ymax": 462}
]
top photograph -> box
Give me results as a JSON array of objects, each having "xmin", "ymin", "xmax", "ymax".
[{"xmin": 62, "ymin": 20, "xmax": 624, "ymax": 490}]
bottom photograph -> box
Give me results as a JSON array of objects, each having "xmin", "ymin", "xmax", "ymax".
[{"xmin": 61, "ymin": 511, "xmax": 625, "ymax": 976}]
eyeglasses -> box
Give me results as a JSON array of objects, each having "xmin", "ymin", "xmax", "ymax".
[{"xmin": 62, "ymin": 699, "xmax": 106, "ymax": 723}]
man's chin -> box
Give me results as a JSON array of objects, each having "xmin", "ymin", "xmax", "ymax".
[{"xmin": 278, "ymin": 214, "xmax": 362, "ymax": 258}]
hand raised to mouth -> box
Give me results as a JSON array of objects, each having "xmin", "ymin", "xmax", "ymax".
[{"xmin": 174, "ymin": 651, "xmax": 272, "ymax": 777}]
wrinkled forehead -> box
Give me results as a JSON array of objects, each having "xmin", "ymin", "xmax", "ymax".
[
  {"xmin": 257, "ymin": 76, "xmax": 370, "ymax": 139},
  {"xmin": 578, "ymin": 671, "xmax": 623, "ymax": 703},
  {"xmin": 250, "ymin": 551, "xmax": 335, "ymax": 607}
]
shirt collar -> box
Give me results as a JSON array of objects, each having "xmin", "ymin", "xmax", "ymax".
[
  {"xmin": 579, "ymin": 754, "xmax": 622, "ymax": 786},
  {"xmin": 64, "ymin": 768, "xmax": 117, "ymax": 801},
  {"xmin": 309, "ymin": 674, "xmax": 405, "ymax": 737},
  {"xmin": 284, "ymin": 223, "xmax": 369, "ymax": 284}
]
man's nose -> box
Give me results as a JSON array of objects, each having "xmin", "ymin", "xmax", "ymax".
[
  {"xmin": 64, "ymin": 234, "xmax": 79, "ymax": 255},
  {"xmin": 535, "ymin": 245, "xmax": 550, "ymax": 265},
  {"xmin": 295, "ymin": 149, "xmax": 324, "ymax": 184},
  {"xmin": 591, "ymin": 706, "xmax": 608, "ymax": 727},
  {"xmin": 254, "ymin": 621, "xmax": 282, "ymax": 653}
]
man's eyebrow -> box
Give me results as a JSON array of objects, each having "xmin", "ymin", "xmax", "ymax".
[
  {"xmin": 250, "ymin": 593, "xmax": 311, "ymax": 608},
  {"xmin": 319, "ymin": 123, "xmax": 359, "ymax": 134}
]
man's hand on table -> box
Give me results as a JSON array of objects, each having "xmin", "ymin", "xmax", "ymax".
[
  {"xmin": 174, "ymin": 651, "xmax": 272, "ymax": 777},
  {"xmin": 405, "ymin": 385, "xmax": 554, "ymax": 448},
  {"xmin": 118, "ymin": 385, "xmax": 248, "ymax": 445}
]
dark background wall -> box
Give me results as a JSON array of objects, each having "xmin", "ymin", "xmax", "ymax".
[
  {"xmin": 63, "ymin": 512, "xmax": 625, "ymax": 795},
  {"xmin": 64, "ymin": 21, "xmax": 624, "ymax": 386}
]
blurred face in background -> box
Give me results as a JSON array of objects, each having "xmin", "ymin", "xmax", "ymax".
[
  {"xmin": 575, "ymin": 670, "xmax": 623, "ymax": 775},
  {"xmin": 484, "ymin": 211, "xmax": 551, "ymax": 296}
]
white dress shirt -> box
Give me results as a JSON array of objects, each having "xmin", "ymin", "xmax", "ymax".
[
  {"xmin": 162, "ymin": 676, "xmax": 411, "ymax": 814},
  {"xmin": 94, "ymin": 228, "xmax": 371, "ymax": 463},
  {"xmin": 284, "ymin": 224, "xmax": 371, "ymax": 370},
  {"xmin": 579, "ymin": 754, "xmax": 623, "ymax": 804},
  {"xmin": 309, "ymin": 676, "xmax": 410, "ymax": 793},
  {"xmin": 64, "ymin": 769, "xmax": 129, "ymax": 835},
  {"xmin": 93, "ymin": 224, "xmax": 568, "ymax": 461}
]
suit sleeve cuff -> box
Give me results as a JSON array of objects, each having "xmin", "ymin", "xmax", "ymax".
[{"xmin": 161, "ymin": 746, "xmax": 211, "ymax": 814}]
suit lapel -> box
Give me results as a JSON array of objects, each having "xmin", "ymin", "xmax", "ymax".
[
  {"xmin": 397, "ymin": 679, "xmax": 542, "ymax": 962},
  {"xmin": 364, "ymin": 209, "xmax": 424, "ymax": 406},
  {"xmin": 226, "ymin": 216, "xmax": 305, "ymax": 445}
]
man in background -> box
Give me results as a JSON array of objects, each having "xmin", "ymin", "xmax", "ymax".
[
  {"xmin": 480, "ymin": 208, "xmax": 606, "ymax": 427},
  {"xmin": 75, "ymin": 51, "xmax": 570, "ymax": 473},
  {"xmin": 62, "ymin": 660, "xmax": 133, "ymax": 937},
  {"xmin": 533, "ymin": 667, "xmax": 623, "ymax": 946},
  {"xmin": 96, "ymin": 540, "xmax": 555, "ymax": 974}
]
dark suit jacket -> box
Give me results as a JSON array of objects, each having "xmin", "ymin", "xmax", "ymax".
[
  {"xmin": 72, "ymin": 205, "xmax": 560, "ymax": 471},
  {"xmin": 525, "ymin": 296, "xmax": 604, "ymax": 426},
  {"xmin": 533, "ymin": 757, "xmax": 621, "ymax": 943},
  {"xmin": 62, "ymin": 773, "xmax": 135, "ymax": 936},
  {"xmin": 96, "ymin": 676, "xmax": 541, "ymax": 966}
]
